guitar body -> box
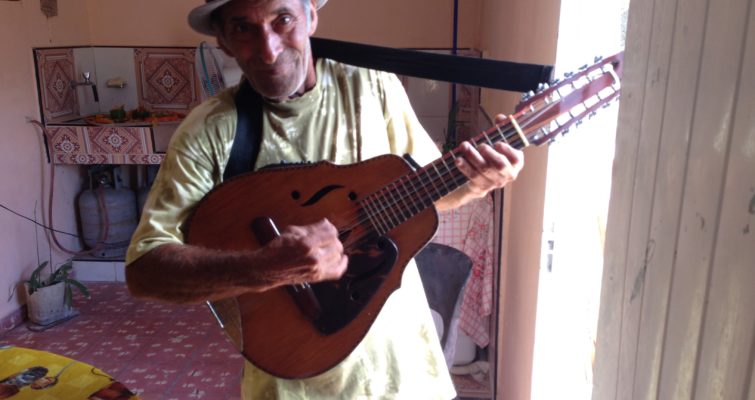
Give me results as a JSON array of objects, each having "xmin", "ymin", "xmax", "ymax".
[{"xmin": 185, "ymin": 154, "xmax": 439, "ymax": 379}]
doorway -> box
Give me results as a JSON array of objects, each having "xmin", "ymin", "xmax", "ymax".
[{"xmin": 531, "ymin": 0, "xmax": 629, "ymax": 399}]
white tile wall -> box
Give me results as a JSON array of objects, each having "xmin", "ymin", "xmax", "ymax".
[{"xmin": 72, "ymin": 260, "xmax": 126, "ymax": 282}]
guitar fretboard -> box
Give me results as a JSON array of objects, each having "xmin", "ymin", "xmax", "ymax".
[{"xmin": 360, "ymin": 121, "xmax": 527, "ymax": 235}]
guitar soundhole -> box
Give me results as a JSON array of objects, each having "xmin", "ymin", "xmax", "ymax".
[{"xmin": 308, "ymin": 236, "xmax": 398, "ymax": 335}]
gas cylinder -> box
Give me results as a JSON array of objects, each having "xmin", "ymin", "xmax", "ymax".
[{"xmin": 77, "ymin": 169, "xmax": 138, "ymax": 258}]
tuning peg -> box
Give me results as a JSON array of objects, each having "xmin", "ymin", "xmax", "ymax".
[
  {"xmin": 564, "ymin": 71, "xmax": 574, "ymax": 78},
  {"xmin": 588, "ymin": 111, "xmax": 598, "ymax": 119},
  {"xmin": 594, "ymin": 55, "xmax": 604, "ymax": 63},
  {"xmin": 576, "ymin": 119, "xmax": 584, "ymax": 127}
]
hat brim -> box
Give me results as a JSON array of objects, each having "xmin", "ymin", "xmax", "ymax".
[{"xmin": 189, "ymin": 0, "xmax": 328, "ymax": 36}]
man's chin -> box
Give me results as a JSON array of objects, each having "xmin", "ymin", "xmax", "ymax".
[{"xmin": 251, "ymin": 80, "xmax": 303, "ymax": 102}]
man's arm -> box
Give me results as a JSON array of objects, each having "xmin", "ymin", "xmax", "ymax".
[
  {"xmin": 435, "ymin": 140, "xmax": 524, "ymax": 212},
  {"xmin": 125, "ymin": 219, "xmax": 348, "ymax": 304}
]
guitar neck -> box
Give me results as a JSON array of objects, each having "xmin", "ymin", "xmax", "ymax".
[
  {"xmin": 361, "ymin": 53, "xmax": 623, "ymax": 235},
  {"xmin": 360, "ymin": 120, "xmax": 527, "ymax": 236},
  {"xmin": 360, "ymin": 51, "xmax": 624, "ymax": 236}
]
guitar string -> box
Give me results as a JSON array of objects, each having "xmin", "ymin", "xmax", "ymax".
[
  {"xmin": 336, "ymin": 75, "xmax": 611, "ymax": 248},
  {"xmin": 335, "ymin": 121, "xmax": 525, "ymax": 249},
  {"xmin": 349, "ymin": 117, "xmax": 528, "ymax": 239}
]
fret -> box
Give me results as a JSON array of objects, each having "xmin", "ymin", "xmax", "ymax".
[
  {"xmin": 409, "ymin": 170, "xmax": 431, "ymax": 210},
  {"xmin": 439, "ymin": 157, "xmax": 456, "ymax": 191},
  {"xmin": 483, "ymin": 133, "xmax": 495, "ymax": 147},
  {"xmin": 391, "ymin": 183, "xmax": 412, "ymax": 222},
  {"xmin": 424, "ymin": 168, "xmax": 445, "ymax": 200},
  {"xmin": 398, "ymin": 181, "xmax": 418, "ymax": 218},
  {"xmin": 360, "ymin": 201, "xmax": 380, "ymax": 233},
  {"xmin": 377, "ymin": 190, "xmax": 401, "ymax": 231},
  {"xmin": 491, "ymin": 123, "xmax": 508, "ymax": 144},
  {"xmin": 432, "ymin": 163, "xmax": 453, "ymax": 195},
  {"xmin": 364, "ymin": 196, "xmax": 388, "ymax": 235},
  {"xmin": 386, "ymin": 189, "xmax": 406, "ymax": 228}
]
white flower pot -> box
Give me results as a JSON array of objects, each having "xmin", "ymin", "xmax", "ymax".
[{"xmin": 25, "ymin": 282, "xmax": 68, "ymax": 326}]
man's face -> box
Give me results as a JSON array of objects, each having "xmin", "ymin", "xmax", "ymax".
[{"xmin": 217, "ymin": 0, "xmax": 318, "ymax": 101}]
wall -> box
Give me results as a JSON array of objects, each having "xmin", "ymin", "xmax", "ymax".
[
  {"xmin": 478, "ymin": 0, "xmax": 560, "ymax": 399},
  {"xmin": 0, "ymin": 0, "xmax": 91, "ymax": 328},
  {"xmin": 85, "ymin": 0, "xmax": 481, "ymax": 49},
  {"xmin": 85, "ymin": 0, "xmax": 205, "ymax": 46},
  {"xmin": 317, "ymin": 0, "xmax": 481, "ymax": 49},
  {"xmin": 593, "ymin": 0, "xmax": 755, "ymax": 397}
]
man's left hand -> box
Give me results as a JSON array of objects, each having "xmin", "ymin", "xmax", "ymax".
[
  {"xmin": 454, "ymin": 140, "xmax": 524, "ymax": 198},
  {"xmin": 433, "ymin": 114, "xmax": 525, "ymax": 212}
]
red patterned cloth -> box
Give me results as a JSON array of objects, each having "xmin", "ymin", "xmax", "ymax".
[{"xmin": 432, "ymin": 196, "xmax": 494, "ymax": 347}]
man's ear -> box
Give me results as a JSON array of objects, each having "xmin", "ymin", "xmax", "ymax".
[{"xmin": 308, "ymin": 0, "xmax": 318, "ymax": 35}]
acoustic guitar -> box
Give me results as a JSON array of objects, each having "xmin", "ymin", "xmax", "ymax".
[{"xmin": 185, "ymin": 52, "xmax": 624, "ymax": 379}]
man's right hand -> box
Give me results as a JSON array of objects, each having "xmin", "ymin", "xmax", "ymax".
[
  {"xmin": 125, "ymin": 219, "xmax": 348, "ymax": 304},
  {"xmin": 256, "ymin": 219, "xmax": 349, "ymax": 290}
]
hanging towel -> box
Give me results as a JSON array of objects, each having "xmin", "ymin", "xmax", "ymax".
[{"xmin": 432, "ymin": 195, "xmax": 494, "ymax": 347}]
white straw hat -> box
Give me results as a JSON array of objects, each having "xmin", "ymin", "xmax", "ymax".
[{"xmin": 188, "ymin": 0, "xmax": 328, "ymax": 35}]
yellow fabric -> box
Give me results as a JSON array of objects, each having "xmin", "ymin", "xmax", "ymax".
[
  {"xmin": 126, "ymin": 58, "xmax": 456, "ymax": 399},
  {"xmin": 0, "ymin": 346, "xmax": 139, "ymax": 400}
]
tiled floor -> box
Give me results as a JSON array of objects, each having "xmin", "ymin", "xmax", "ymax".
[
  {"xmin": 0, "ymin": 282, "xmax": 244, "ymax": 399},
  {"xmin": 1, "ymin": 282, "xmax": 493, "ymax": 399}
]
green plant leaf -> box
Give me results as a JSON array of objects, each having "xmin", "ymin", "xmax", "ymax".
[
  {"xmin": 25, "ymin": 261, "xmax": 49, "ymax": 295},
  {"xmin": 66, "ymin": 278, "xmax": 90, "ymax": 299}
]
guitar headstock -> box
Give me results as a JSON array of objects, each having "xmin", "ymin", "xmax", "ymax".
[{"xmin": 511, "ymin": 51, "xmax": 624, "ymax": 147}]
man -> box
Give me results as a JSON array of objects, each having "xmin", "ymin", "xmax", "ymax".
[{"xmin": 125, "ymin": 0, "xmax": 524, "ymax": 398}]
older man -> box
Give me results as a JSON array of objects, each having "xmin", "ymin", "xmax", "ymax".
[{"xmin": 125, "ymin": 0, "xmax": 523, "ymax": 398}]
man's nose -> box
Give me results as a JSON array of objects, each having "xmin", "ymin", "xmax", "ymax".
[{"xmin": 258, "ymin": 30, "xmax": 283, "ymax": 64}]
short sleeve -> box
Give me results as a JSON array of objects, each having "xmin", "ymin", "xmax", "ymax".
[{"xmin": 125, "ymin": 95, "xmax": 237, "ymax": 266}]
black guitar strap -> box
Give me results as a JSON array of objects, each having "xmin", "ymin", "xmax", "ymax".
[
  {"xmin": 223, "ymin": 80, "xmax": 263, "ymax": 180},
  {"xmin": 311, "ymin": 37, "xmax": 553, "ymax": 93},
  {"xmin": 222, "ymin": 39, "xmax": 554, "ymax": 179}
]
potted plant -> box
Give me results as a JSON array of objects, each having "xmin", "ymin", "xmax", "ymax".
[{"xmin": 24, "ymin": 259, "xmax": 89, "ymax": 327}]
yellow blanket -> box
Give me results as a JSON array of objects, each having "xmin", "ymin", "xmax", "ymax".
[{"xmin": 0, "ymin": 346, "xmax": 139, "ymax": 400}]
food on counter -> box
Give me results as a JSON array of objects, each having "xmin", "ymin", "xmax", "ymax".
[
  {"xmin": 85, "ymin": 108, "xmax": 185, "ymax": 125},
  {"xmin": 109, "ymin": 106, "xmax": 127, "ymax": 122},
  {"xmin": 131, "ymin": 106, "xmax": 151, "ymax": 120}
]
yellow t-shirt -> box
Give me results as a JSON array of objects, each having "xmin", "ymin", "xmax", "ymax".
[{"xmin": 126, "ymin": 58, "xmax": 456, "ymax": 399}]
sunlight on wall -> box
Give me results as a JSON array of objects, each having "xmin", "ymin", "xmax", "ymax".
[{"xmin": 531, "ymin": 0, "xmax": 629, "ymax": 399}]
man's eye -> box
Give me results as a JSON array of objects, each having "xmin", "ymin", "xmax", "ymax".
[
  {"xmin": 277, "ymin": 15, "xmax": 293, "ymax": 26},
  {"xmin": 232, "ymin": 23, "xmax": 251, "ymax": 33}
]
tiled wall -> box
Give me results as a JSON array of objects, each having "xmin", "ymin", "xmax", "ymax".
[
  {"xmin": 46, "ymin": 125, "xmax": 164, "ymax": 165},
  {"xmin": 133, "ymin": 48, "xmax": 201, "ymax": 114},
  {"xmin": 34, "ymin": 46, "xmax": 201, "ymax": 165},
  {"xmin": 35, "ymin": 48, "xmax": 79, "ymax": 123}
]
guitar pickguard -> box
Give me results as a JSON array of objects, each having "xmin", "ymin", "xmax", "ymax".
[{"xmin": 308, "ymin": 235, "xmax": 398, "ymax": 334}]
